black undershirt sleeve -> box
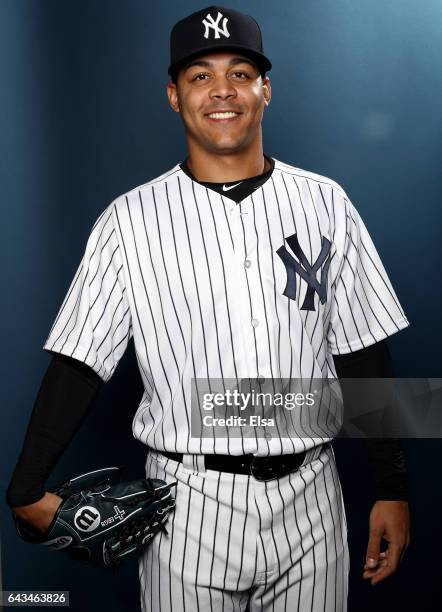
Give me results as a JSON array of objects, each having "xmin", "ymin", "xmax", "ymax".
[
  {"xmin": 332, "ymin": 340, "xmax": 409, "ymax": 502},
  {"xmin": 5, "ymin": 353, "xmax": 104, "ymax": 508}
]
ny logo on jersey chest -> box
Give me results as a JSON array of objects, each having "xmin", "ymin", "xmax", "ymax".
[{"xmin": 276, "ymin": 233, "xmax": 332, "ymax": 311}]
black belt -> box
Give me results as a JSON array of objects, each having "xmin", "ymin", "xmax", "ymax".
[{"xmin": 156, "ymin": 448, "xmax": 314, "ymax": 481}]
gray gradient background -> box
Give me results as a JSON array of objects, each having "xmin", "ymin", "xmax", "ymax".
[{"xmin": 1, "ymin": 1, "xmax": 441, "ymax": 610}]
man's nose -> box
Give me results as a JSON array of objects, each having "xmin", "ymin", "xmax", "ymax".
[{"xmin": 209, "ymin": 77, "xmax": 237, "ymax": 100}]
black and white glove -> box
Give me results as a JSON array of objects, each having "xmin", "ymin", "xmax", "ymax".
[{"xmin": 12, "ymin": 466, "xmax": 177, "ymax": 568}]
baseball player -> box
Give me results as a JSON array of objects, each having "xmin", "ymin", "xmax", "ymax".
[{"xmin": 6, "ymin": 5, "xmax": 411, "ymax": 611}]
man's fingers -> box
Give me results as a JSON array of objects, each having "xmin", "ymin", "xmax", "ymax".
[
  {"xmin": 367, "ymin": 542, "xmax": 404, "ymax": 585},
  {"xmin": 363, "ymin": 535, "xmax": 409, "ymax": 584},
  {"xmin": 363, "ymin": 551, "xmax": 388, "ymax": 574},
  {"xmin": 363, "ymin": 561, "xmax": 388, "ymax": 582},
  {"xmin": 363, "ymin": 550, "xmax": 387, "ymax": 569},
  {"xmin": 363, "ymin": 501, "xmax": 410, "ymax": 585},
  {"xmin": 365, "ymin": 528, "xmax": 383, "ymax": 568},
  {"xmin": 386, "ymin": 541, "xmax": 403, "ymax": 570}
]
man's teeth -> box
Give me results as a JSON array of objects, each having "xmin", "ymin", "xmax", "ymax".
[{"xmin": 208, "ymin": 112, "xmax": 239, "ymax": 119}]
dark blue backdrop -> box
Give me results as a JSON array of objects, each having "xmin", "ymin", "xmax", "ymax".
[{"xmin": 1, "ymin": 1, "xmax": 441, "ymax": 610}]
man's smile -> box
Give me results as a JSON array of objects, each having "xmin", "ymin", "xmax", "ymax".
[{"xmin": 205, "ymin": 110, "xmax": 242, "ymax": 122}]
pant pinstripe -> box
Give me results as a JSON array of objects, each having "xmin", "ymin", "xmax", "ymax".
[{"xmin": 138, "ymin": 443, "xmax": 349, "ymax": 612}]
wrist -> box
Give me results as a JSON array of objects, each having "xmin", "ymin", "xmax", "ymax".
[{"xmin": 12, "ymin": 492, "xmax": 59, "ymax": 517}]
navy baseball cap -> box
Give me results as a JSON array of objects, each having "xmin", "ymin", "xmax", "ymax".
[{"xmin": 168, "ymin": 5, "xmax": 272, "ymax": 82}]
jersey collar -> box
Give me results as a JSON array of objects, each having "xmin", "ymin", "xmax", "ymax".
[{"xmin": 178, "ymin": 154, "xmax": 275, "ymax": 204}]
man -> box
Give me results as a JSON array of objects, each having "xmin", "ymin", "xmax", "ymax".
[{"xmin": 7, "ymin": 6, "xmax": 410, "ymax": 611}]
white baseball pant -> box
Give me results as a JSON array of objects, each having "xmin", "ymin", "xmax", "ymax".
[{"xmin": 139, "ymin": 443, "xmax": 349, "ymax": 611}]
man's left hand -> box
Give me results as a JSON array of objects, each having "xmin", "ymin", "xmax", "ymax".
[{"xmin": 363, "ymin": 500, "xmax": 410, "ymax": 585}]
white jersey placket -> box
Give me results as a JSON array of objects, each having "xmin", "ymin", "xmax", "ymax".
[
  {"xmin": 227, "ymin": 194, "xmax": 268, "ymax": 381},
  {"xmin": 224, "ymin": 191, "xmax": 273, "ymax": 454}
]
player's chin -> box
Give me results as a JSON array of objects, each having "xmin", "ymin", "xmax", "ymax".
[
  {"xmin": 203, "ymin": 129, "xmax": 250, "ymax": 152},
  {"xmin": 203, "ymin": 123, "xmax": 243, "ymax": 141},
  {"xmin": 206, "ymin": 137, "xmax": 248, "ymax": 154}
]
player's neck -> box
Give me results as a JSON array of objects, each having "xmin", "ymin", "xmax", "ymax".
[{"xmin": 185, "ymin": 143, "xmax": 268, "ymax": 183}]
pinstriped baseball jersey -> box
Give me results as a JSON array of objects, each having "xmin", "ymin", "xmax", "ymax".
[{"xmin": 42, "ymin": 158, "xmax": 410, "ymax": 456}]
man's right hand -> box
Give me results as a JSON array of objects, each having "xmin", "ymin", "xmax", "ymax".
[{"xmin": 11, "ymin": 492, "xmax": 64, "ymax": 534}]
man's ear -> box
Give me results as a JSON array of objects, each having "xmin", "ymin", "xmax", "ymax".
[
  {"xmin": 262, "ymin": 76, "xmax": 271, "ymax": 107},
  {"xmin": 167, "ymin": 81, "xmax": 180, "ymax": 113}
]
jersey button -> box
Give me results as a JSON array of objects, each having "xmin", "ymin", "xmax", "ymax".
[
  {"xmin": 244, "ymin": 259, "xmax": 252, "ymax": 268},
  {"xmin": 251, "ymin": 318, "xmax": 259, "ymax": 327}
]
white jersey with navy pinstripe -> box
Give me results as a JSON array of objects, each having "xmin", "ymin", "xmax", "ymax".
[{"xmin": 43, "ymin": 158, "xmax": 410, "ymax": 456}]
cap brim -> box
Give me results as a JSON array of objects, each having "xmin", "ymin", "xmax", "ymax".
[{"xmin": 168, "ymin": 44, "xmax": 272, "ymax": 80}]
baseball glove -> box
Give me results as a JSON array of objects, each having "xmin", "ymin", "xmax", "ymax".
[{"xmin": 12, "ymin": 466, "xmax": 177, "ymax": 568}]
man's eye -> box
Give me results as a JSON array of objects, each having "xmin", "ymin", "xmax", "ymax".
[
  {"xmin": 232, "ymin": 71, "xmax": 248, "ymax": 79},
  {"xmin": 192, "ymin": 73, "xmax": 209, "ymax": 81}
]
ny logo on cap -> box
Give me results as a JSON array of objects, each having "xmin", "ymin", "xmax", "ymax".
[
  {"xmin": 202, "ymin": 11, "xmax": 230, "ymax": 39},
  {"xmin": 276, "ymin": 233, "xmax": 332, "ymax": 311}
]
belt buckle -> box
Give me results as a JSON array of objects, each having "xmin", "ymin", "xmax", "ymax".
[
  {"xmin": 250, "ymin": 453, "xmax": 306, "ymax": 481},
  {"xmin": 250, "ymin": 457, "xmax": 279, "ymax": 481}
]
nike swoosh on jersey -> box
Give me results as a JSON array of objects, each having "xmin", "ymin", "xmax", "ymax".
[{"xmin": 222, "ymin": 182, "xmax": 243, "ymax": 191}]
